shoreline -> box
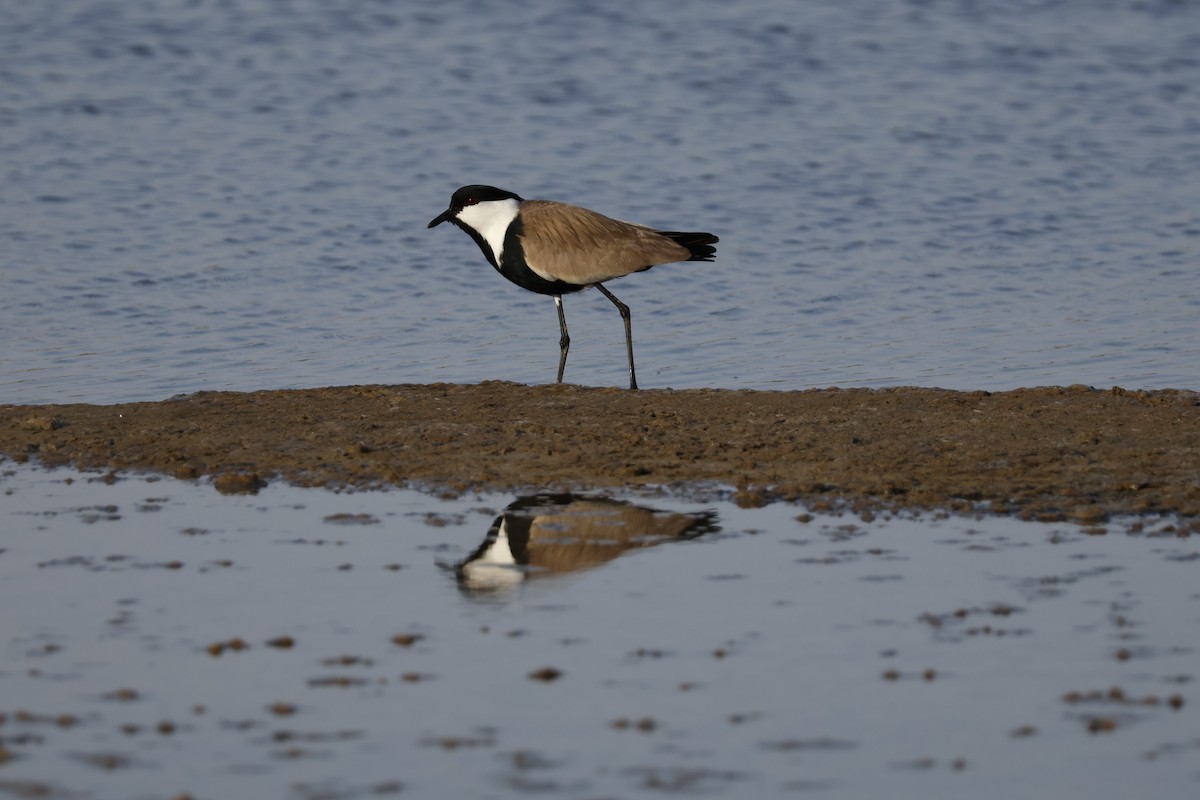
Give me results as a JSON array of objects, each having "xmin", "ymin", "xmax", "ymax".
[{"xmin": 2, "ymin": 382, "xmax": 1197, "ymax": 531}]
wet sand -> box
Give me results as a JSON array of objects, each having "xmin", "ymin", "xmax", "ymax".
[{"xmin": 2, "ymin": 383, "xmax": 1197, "ymax": 529}]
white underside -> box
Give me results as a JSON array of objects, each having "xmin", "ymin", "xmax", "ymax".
[{"xmin": 455, "ymin": 198, "xmax": 520, "ymax": 265}]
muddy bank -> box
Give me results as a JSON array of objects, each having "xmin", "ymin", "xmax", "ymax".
[{"xmin": 2, "ymin": 383, "xmax": 1197, "ymax": 529}]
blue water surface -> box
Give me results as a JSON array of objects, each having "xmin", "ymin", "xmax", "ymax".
[{"xmin": 1, "ymin": 0, "xmax": 1198, "ymax": 403}]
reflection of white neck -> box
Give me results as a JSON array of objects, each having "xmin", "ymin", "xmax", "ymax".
[{"xmin": 462, "ymin": 518, "xmax": 524, "ymax": 590}]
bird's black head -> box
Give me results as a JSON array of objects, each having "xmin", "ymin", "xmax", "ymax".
[{"xmin": 427, "ymin": 185, "xmax": 524, "ymax": 228}]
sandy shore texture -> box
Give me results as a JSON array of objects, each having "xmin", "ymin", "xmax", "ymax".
[{"xmin": 2, "ymin": 383, "xmax": 1197, "ymax": 531}]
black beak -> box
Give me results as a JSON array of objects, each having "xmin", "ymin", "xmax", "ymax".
[{"xmin": 428, "ymin": 208, "xmax": 455, "ymax": 228}]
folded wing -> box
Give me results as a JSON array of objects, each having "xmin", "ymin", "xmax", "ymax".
[{"xmin": 518, "ymin": 200, "xmax": 695, "ymax": 286}]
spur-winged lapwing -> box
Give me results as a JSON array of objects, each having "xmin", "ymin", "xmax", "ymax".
[
  {"xmin": 455, "ymin": 494, "xmax": 719, "ymax": 594},
  {"xmin": 428, "ymin": 185, "xmax": 718, "ymax": 389}
]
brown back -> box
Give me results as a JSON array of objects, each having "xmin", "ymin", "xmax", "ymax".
[
  {"xmin": 518, "ymin": 200, "xmax": 692, "ymax": 285},
  {"xmin": 522, "ymin": 500, "xmax": 705, "ymax": 575}
]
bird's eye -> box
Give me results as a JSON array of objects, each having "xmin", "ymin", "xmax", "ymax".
[{"xmin": 464, "ymin": 196, "xmax": 478, "ymax": 206}]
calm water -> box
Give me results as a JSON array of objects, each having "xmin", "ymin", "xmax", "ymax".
[
  {"xmin": 2, "ymin": 0, "xmax": 1198, "ymax": 404},
  {"xmin": 2, "ymin": 462, "xmax": 1198, "ymax": 799}
]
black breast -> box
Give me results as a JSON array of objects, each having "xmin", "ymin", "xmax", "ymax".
[{"xmin": 497, "ymin": 216, "xmax": 586, "ymax": 297}]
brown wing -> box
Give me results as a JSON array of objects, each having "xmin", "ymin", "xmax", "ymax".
[
  {"xmin": 518, "ymin": 200, "xmax": 692, "ymax": 285},
  {"xmin": 524, "ymin": 500, "xmax": 708, "ymax": 574}
]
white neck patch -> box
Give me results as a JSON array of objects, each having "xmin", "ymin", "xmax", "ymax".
[
  {"xmin": 456, "ymin": 198, "xmax": 520, "ymax": 265},
  {"xmin": 479, "ymin": 518, "xmax": 518, "ymax": 566},
  {"xmin": 460, "ymin": 518, "xmax": 524, "ymax": 591}
]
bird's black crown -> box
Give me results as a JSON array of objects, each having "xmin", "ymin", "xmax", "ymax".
[{"xmin": 449, "ymin": 185, "xmax": 523, "ymax": 211}]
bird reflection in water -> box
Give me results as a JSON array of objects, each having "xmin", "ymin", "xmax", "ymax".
[{"xmin": 455, "ymin": 494, "xmax": 720, "ymax": 594}]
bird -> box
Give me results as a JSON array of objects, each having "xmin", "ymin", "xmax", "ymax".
[
  {"xmin": 454, "ymin": 494, "xmax": 719, "ymax": 593},
  {"xmin": 428, "ymin": 185, "xmax": 718, "ymax": 390}
]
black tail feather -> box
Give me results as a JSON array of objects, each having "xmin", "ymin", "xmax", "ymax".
[{"xmin": 660, "ymin": 231, "xmax": 719, "ymax": 262}]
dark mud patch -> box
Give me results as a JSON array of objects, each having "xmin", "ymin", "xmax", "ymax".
[{"xmin": 2, "ymin": 382, "xmax": 1197, "ymax": 529}]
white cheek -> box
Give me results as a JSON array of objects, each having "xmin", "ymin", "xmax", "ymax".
[{"xmin": 458, "ymin": 199, "xmax": 520, "ymax": 264}]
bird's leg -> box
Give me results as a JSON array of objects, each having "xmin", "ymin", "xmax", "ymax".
[
  {"xmin": 595, "ymin": 283, "xmax": 638, "ymax": 390},
  {"xmin": 554, "ymin": 295, "xmax": 570, "ymax": 384}
]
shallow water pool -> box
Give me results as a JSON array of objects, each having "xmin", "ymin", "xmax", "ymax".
[{"xmin": 1, "ymin": 463, "xmax": 1196, "ymax": 798}]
